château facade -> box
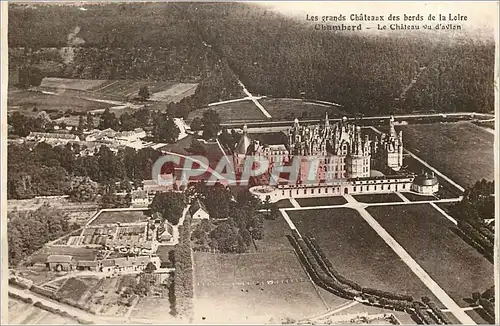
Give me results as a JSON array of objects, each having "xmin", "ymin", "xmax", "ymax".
[{"xmin": 233, "ymin": 114, "xmax": 404, "ymax": 182}]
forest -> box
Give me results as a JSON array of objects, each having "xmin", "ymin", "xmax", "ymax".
[
  {"xmin": 9, "ymin": 2, "xmax": 495, "ymax": 116},
  {"xmin": 8, "ymin": 204, "xmax": 77, "ymax": 266}
]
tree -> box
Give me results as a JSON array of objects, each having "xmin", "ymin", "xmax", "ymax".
[
  {"xmin": 190, "ymin": 117, "xmax": 203, "ymax": 132},
  {"xmin": 119, "ymin": 112, "xmax": 141, "ymax": 131},
  {"xmin": 201, "ymin": 109, "xmax": 221, "ymax": 140},
  {"xmin": 69, "ymin": 176, "xmax": 99, "ymax": 202},
  {"xmin": 78, "ymin": 115, "xmax": 86, "ymax": 132},
  {"xmin": 138, "ymin": 86, "xmax": 151, "ymax": 101},
  {"xmin": 150, "ymin": 192, "xmax": 186, "ymax": 225},
  {"xmin": 86, "ymin": 112, "xmax": 94, "ymax": 130},
  {"xmin": 152, "ymin": 112, "xmax": 180, "ymax": 144},
  {"xmin": 144, "ymin": 262, "xmax": 157, "ymax": 273},
  {"xmin": 98, "ymin": 108, "xmax": 119, "ymax": 130},
  {"xmin": 187, "ymin": 139, "xmax": 206, "ymax": 155},
  {"xmin": 209, "ymin": 221, "xmax": 239, "ymax": 253}
]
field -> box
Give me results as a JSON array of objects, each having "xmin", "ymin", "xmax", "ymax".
[
  {"xmin": 288, "ymin": 208, "xmax": 441, "ymax": 304},
  {"xmin": 40, "ymin": 77, "xmax": 108, "ymax": 91},
  {"xmin": 193, "ymin": 251, "xmax": 334, "ymax": 323},
  {"xmin": 260, "ymin": 98, "xmax": 346, "ymax": 120},
  {"xmin": 8, "ymin": 298, "xmax": 76, "ymax": 324},
  {"xmin": 89, "ymin": 209, "xmax": 150, "ymax": 225},
  {"xmin": 188, "ymin": 100, "xmax": 267, "ymax": 123},
  {"xmin": 192, "ymin": 214, "xmax": 347, "ymax": 323},
  {"xmin": 131, "ymin": 297, "xmax": 177, "ymax": 322},
  {"xmin": 352, "ymin": 193, "xmax": 403, "ymax": 203},
  {"xmin": 7, "ymin": 88, "xmax": 112, "ymax": 116},
  {"xmin": 366, "ymin": 204, "xmax": 494, "ymax": 309},
  {"xmin": 149, "ymin": 83, "xmax": 198, "ymax": 102},
  {"xmin": 396, "ymin": 123, "xmax": 494, "ymax": 188},
  {"xmin": 295, "ymin": 196, "xmax": 347, "ymax": 207}
]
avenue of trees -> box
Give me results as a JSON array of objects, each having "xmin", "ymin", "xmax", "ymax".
[
  {"xmin": 8, "ymin": 204, "xmax": 76, "ymax": 266},
  {"xmin": 450, "ymin": 179, "xmax": 495, "ymax": 261}
]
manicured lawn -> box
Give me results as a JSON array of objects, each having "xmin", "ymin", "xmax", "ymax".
[
  {"xmin": 275, "ymin": 199, "xmax": 294, "ymax": 209},
  {"xmin": 367, "ymin": 204, "xmax": 494, "ymax": 307},
  {"xmin": 397, "ymin": 123, "xmax": 494, "ymax": 188},
  {"xmin": 90, "ymin": 209, "xmax": 150, "ymax": 225},
  {"xmin": 352, "ymin": 193, "xmax": 403, "ymax": 203},
  {"xmin": 254, "ymin": 215, "xmax": 295, "ymax": 252},
  {"xmin": 188, "ymin": 100, "xmax": 267, "ymax": 123},
  {"xmin": 295, "ymin": 196, "xmax": 347, "ymax": 207},
  {"xmin": 288, "ymin": 208, "xmax": 440, "ymax": 304},
  {"xmin": 260, "ymin": 98, "xmax": 345, "ymax": 120},
  {"xmin": 403, "ymin": 155, "xmax": 462, "ymax": 198},
  {"xmin": 401, "ymin": 192, "xmax": 437, "ymax": 202}
]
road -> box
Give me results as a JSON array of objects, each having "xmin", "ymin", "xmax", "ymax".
[
  {"xmin": 220, "ymin": 111, "xmax": 494, "ymax": 127},
  {"xmin": 237, "ymin": 80, "xmax": 272, "ymax": 118}
]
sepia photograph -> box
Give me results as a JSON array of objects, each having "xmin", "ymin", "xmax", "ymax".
[{"xmin": 1, "ymin": 1, "xmax": 498, "ymax": 325}]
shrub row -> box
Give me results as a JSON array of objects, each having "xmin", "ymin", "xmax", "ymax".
[
  {"xmin": 305, "ymin": 233, "xmax": 413, "ymax": 303},
  {"xmin": 9, "ymin": 292, "xmax": 33, "ymax": 304},
  {"xmin": 426, "ymin": 301, "xmax": 452, "ymax": 324},
  {"xmin": 30, "ymin": 285, "xmax": 57, "ymax": 300},
  {"xmin": 479, "ymin": 298, "xmax": 496, "ymax": 320},
  {"xmin": 33, "ymin": 301, "xmax": 94, "ymax": 324},
  {"xmin": 455, "ymin": 224, "xmax": 494, "ymax": 262},
  {"xmin": 412, "ymin": 302, "xmax": 434, "ymax": 324},
  {"xmin": 9, "ymin": 277, "xmax": 32, "ymax": 290}
]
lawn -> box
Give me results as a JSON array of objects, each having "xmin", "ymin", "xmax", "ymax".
[
  {"xmin": 401, "ymin": 192, "xmax": 437, "ymax": 202},
  {"xmin": 295, "ymin": 196, "xmax": 347, "ymax": 207},
  {"xmin": 188, "ymin": 100, "xmax": 267, "ymax": 123},
  {"xmin": 396, "ymin": 123, "xmax": 494, "ymax": 188},
  {"xmin": 260, "ymin": 98, "xmax": 345, "ymax": 120},
  {"xmin": 275, "ymin": 199, "xmax": 294, "ymax": 209},
  {"xmin": 352, "ymin": 193, "xmax": 403, "ymax": 203},
  {"xmin": 149, "ymin": 83, "xmax": 198, "ymax": 102},
  {"xmin": 288, "ymin": 208, "xmax": 441, "ymax": 304},
  {"xmin": 7, "ymin": 89, "xmax": 113, "ymax": 115},
  {"xmin": 254, "ymin": 216, "xmax": 296, "ymax": 252},
  {"xmin": 403, "ymin": 155, "xmax": 463, "ymax": 198},
  {"xmin": 90, "ymin": 209, "xmax": 150, "ymax": 225},
  {"xmin": 367, "ymin": 204, "xmax": 494, "ymax": 307},
  {"xmin": 8, "ymin": 300, "xmax": 75, "ymax": 325}
]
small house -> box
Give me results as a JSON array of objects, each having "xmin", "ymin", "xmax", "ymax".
[
  {"xmin": 76, "ymin": 260, "xmax": 99, "ymax": 272},
  {"xmin": 189, "ymin": 199, "xmax": 210, "ymax": 220}
]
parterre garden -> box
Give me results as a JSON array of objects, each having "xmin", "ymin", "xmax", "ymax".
[{"xmin": 366, "ymin": 203, "xmax": 494, "ymax": 312}]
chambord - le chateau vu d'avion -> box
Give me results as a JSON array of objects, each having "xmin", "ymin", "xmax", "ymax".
[{"xmin": 4, "ymin": 1, "xmax": 497, "ymax": 326}]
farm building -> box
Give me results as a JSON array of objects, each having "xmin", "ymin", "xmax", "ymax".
[
  {"xmin": 76, "ymin": 260, "xmax": 99, "ymax": 272},
  {"xmin": 131, "ymin": 189, "xmax": 149, "ymax": 207},
  {"xmin": 27, "ymin": 132, "xmax": 80, "ymax": 145},
  {"xmin": 99, "ymin": 256, "xmax": 161, "ymax": 273},
  {"xmin": 189, "ymin": 199, "xmax": 210, "ymax": 220},
  {"xmin": 46, "ymin": 255, "xmax": 75, "ymax": 272}
]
